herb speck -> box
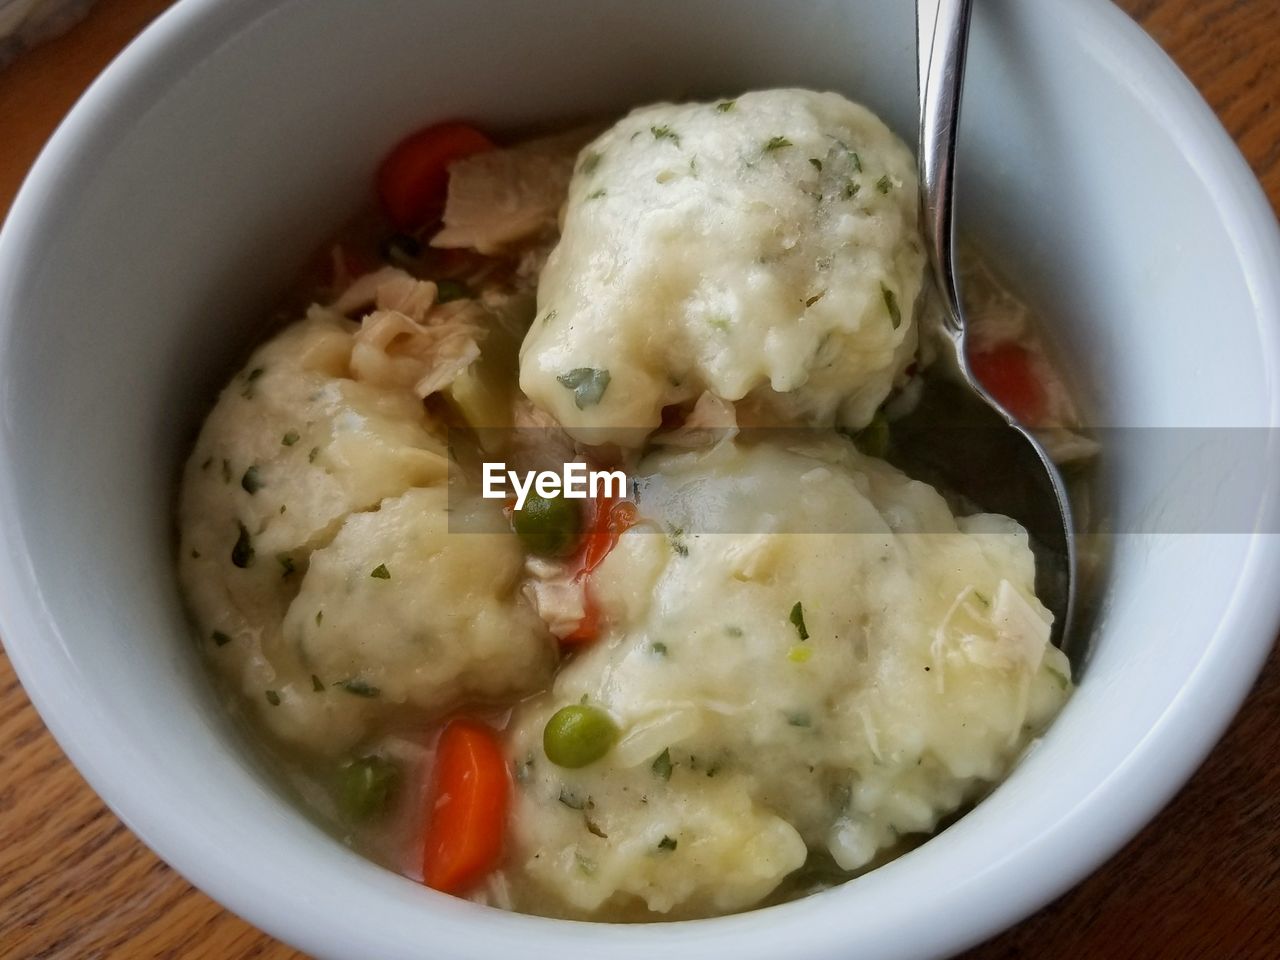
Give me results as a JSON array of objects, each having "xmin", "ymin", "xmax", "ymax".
[
  {"xmin": 650, "ymin": 125, "xmax": 681, "ymax": 146},
  {"xmin": 337, "ymin": 678, "xmax": 380, "ymax": 698},
  {"xmin": 556, "ymin": 368, "xmax": 611, "ymax": 409},
  {"xmin": 667, "ymin": 526, "xmax": 690, "ymax": 557},
  {"xmin": 558, "ymin": 788, "xmax": 586, "ymax": 810},
  {"xmin": 789, "ymin": 601, "xmax": 810, "ymax": 641},
  {"xmin": 881, "ymin": 284, "xmax": 902, "ymax": 329},
  {"xmin": 241, "ymin": 367, "xmax": 264, "ymax": 398},
  {"xmin": 240, "ymin": 465, "xmax": 264, "ymax": 494},
  {"xmin": 231, "ymin": 523, "xmax": 254, "ymax": 568},
  {"xmin": 652, "ymin": 748, "xmax": 673, "ymax": 781}
]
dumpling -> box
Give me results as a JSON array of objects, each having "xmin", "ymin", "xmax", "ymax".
[
  {"xmin": 503, "ymin": 436, "xmax": 1070, "ymax": 915},
  {"xmin": 283, "ymin": 486, "xmax": 552, "ymax": 719},
  {"xmin": 178, "ymin": 308, "xmax": 552, "ymax": 754},
  {"xmin": 520, "ymin": 89, "xmax": 925, "ymax": 446}
]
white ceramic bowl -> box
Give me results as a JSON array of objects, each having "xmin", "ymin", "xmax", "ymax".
[{"xmin": 2, "ymin": 1, "xmax": 1278, "ymax": 957}]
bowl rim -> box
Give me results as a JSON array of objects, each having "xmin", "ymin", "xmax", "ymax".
[{"xmin": 1, "ymin": 0, "xmax": 1279, "ymax": 957}]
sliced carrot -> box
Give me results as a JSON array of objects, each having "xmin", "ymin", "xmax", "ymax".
[
  {"xmin": 377, "ymin": 122, "xmax": 495, "ymax": 230},
  {"xmin": 422, "ymin": 719, "xmax": 509, "ymax": 894},
  {"xmin": 576, "ymin": 497, "xmax": 638, "ymax": 577},
  {"xmin": 559, "ymin": 498, "xmax": 638, "ymax": 647},
  {"xmin": 968, "ymin": 341, "xmax": 1047, "ymax": 425}
]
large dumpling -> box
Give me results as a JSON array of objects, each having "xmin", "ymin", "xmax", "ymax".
[
  {"xmin": 178, "ymin": 306, "xmax": 553, "ymax": 755},
  {"xmin": 503, "ymin": 436, "xmax": 1071, "ymax": 916},
  {"xmin": 520, "ymin": 89, "xmax": 925, "ymax": 446}
]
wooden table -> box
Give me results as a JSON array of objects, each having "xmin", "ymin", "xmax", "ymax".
[{"xmin": 1, "ymin": 1, "xmax": 1277, "ymax": 956}]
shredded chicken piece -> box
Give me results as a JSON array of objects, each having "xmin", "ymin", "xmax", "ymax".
[
  {"xmin": 987, "ymin": 580, "xmax": 1051, "ymax": 671},
  {"xmin": 652, "ymin": 392, "xmax": 740, "ymax": 448},
  {"xmin": 352, "ymin": 310, "xmax": 483, "ymax": 398},
  {"xmin": 932, "ymin": 580, "xmax": 1052, "ymax": 710},
  {"xmin": 856, "ymin": 704, "xmax": 882, "ymax": 764},
  {"xmin": 431, "ymin": 126, "xmax": 601, "ymax": 255},
  {"xmin": 931, "ymin": 586, "xmax": 975, "ymax": 692},
  {"xmin": 372, "ymin": 270, "xmax": 440, "ymax": 317},
  {"xmin": 330, "ymin": 268, "xmax": 488, "ymax": 399},
  {"xmin": 510, "ymin": 396, "xmax": 580, "ymax": 474},
  {"xmin": 522, "ymin": 556, "xmax": 586, "ymax": 639},
  {"xmin": 328, "ymin": 265, "xmax": 408, "ymax": 316}
]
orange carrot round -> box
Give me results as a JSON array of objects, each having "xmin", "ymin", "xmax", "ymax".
[
  {"xmin": 377, "ymin": 122, "xmax": 495, "ymax": 230},
  {"xmin": 422, "ymin": 719, "xmax": 509, "ymax": 894},
  {"xmin": 578, "ymin": 498, "xmax": 637, "ymax": 576},
  {"xmin": 559, "ymin": 498, "xmax": 637, "ymax": 647}
]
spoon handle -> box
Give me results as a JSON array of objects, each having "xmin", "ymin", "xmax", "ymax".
[{"xmin": 917, "ymin": 0, "xmax": 974, "ymax": 337}]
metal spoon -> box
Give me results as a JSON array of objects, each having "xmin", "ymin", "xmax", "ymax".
[{"xmin": 891, "ymin": 0, "xmax": 1078, "ymax": 656}]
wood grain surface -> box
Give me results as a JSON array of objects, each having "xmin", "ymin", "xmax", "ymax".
[{"xmin": 1, "ymin": 1, "xmax": 1277, "ymax": 957}]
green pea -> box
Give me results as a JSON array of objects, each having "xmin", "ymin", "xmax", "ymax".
[
  {"xmin": 338, "ymin": 755, "xmax": 400, "ymax": 822},
  {"xmin": 543, "ymin": 704, "xmax": 618, "ymax": 768},
  {"xmin": 512, "ymin": 492, "xmax": 582, "ymax": 558},
  {"xmin": 853, "ymin": 413, "xmax": 890, "ymax": 459}
]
